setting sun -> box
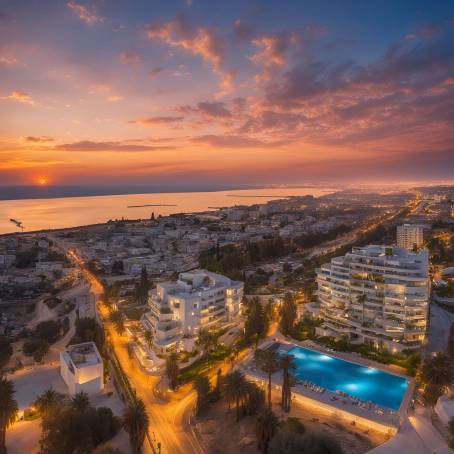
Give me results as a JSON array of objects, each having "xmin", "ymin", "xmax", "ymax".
[{"xmin": 39, "ymin": 178, "xmax": 47, "ymax": 185}]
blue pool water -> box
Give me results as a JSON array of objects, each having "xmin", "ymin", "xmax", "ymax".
[{"xmin": 286, "ymin": 345, "xmax": 408, "ymax": 410}]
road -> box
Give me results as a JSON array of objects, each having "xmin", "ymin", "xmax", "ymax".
[{"xmin": 61, "ymin": 243, "xmax": 205, "ymax": 454}]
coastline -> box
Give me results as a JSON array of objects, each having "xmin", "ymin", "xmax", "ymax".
[{"xmin": 0, "ymin": 186, "xmax": 336, "ymax": 235}]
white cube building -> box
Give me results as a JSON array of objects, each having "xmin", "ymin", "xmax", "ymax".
[
  {"xmin": 316, "ymin": 245, "xmax": 429, "ymax": 352},
  {"xmin": 396, "ymin": 224, "xmax": 424, "ymax": 251},
  {"xmin": 60, "ymin": 342, "xmax": 104, "ymax": 395},
  {"xmin": 142, "ymin": 270, "xmax": 243, "ymax": 352}
]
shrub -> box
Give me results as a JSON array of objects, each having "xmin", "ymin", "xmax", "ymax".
[{"xmin": 23, "ymin": 339, "xmax": 49, "ymax": 362}]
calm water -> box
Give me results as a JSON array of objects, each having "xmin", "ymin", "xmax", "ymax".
[
  {"xmin": 287, "ymin": 345, "xmax": 408, "ymax": 410},
  {"xmin": 0, "ymin": 187, "xmax": 333, "ymax": 235}
]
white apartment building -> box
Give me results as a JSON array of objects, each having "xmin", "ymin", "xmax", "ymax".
[
  {"xmin": 142, "ymin": 270, "xmax": 243, "ymax": 352},
  {"xmin": 316, "ymin": 245, "xmax": 429, "ymax": 352},
  {"xmin": 396, "ymin": 224, "xmax": 424, "ymax": 251},
  {"xmin": 60, "ymin": 342, "xmax": 104, "ymax": 395}
]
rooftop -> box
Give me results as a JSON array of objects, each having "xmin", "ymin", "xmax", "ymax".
[{"xmin": 63, "ymin": 342, "xmax": 101, "ymax": 369}]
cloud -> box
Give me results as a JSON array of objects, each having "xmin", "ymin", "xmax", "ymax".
[
  {"xmin": 191, "ymin": 134, "xmax": 287, "ymax": 148},
  {"xmin": 128, "ymin": 116, "xmax": 185, "ymax": 126},
  {"xmin": 239, "ymin": 111, "xmax": 305, "ymax": 134},
  {"xmin": 250, "ymin": 32, "xmax": 300, "ymax": 82},
  {"xmin": 178, "ymin": 101, "xmax": 232, "ymax": 118},
  {"xmin": 5, "ymin": 90, "xmax": 34, "ymax": 104},
  {"xmin": 106, "ymin": 96, "xmax": 123, "ymax": 102},
  {"xmin": 0, "ymin": 56, "xmax": 20, "ymax": 66},
  {"xmin": 24, "ymin": 136, "xmax": 54, "ymax": 143},
  {"xmin": 146, "ymin": 14, "xmax": 224, "ymax": 72},
  {"xmin": 67, "ymin": 1, "xmax": 103, "ymax": 25},
  {"xmin": 55, "ymin": 140, "xmax": 174, "ymax": 152},
  {"xmin": 149, "ymin": 67, "xmax": 164, "ymax": 79},
  {"xmin": 119, "ymin": 52, "xmax": 142, "ymax": 64}
]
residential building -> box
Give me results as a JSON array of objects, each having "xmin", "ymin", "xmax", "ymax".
[
  {"xmin": 142, "ymin": 270, "xmax": 243, "ymax": 352},
  {"xmin": 396, "ymin": 224, "xmax": 424, "ymax": 250},
  {"xmin": 60, "ymin": 342, "xmax": 104, "ymax": 395},
  {"xmin": 316, "ymin": 245, "xmax": 429, "ymax": 352}
]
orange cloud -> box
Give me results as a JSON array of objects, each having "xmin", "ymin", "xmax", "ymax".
[
  {"xmin": 119, "ymin": 52, "xmax": 142, "ymax": 64},
  {"xmin": 6, "ymin": 90, "xmax": 34, "ymax": 104},
  {"xmin": 129, "ymin": 116, "xmax": 184, "ymax": 126},
  {"xmin": 250, "ymin": 32, "xmax": 299, "ymax": 82},
  {"xmin": 67, "ymin": 1, "xmax": 103, "ymax": 25},
  {"xmin": 55, "ymin": 140, "xmax": 175, "ymax": 152},
  {"xmin": 23, "ymin": 136, "xmax": 54, "ymax": 143}
]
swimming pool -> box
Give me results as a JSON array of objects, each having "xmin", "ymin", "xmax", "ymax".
[{"xmin": 285, "ymin": 345, "xmax": 408, "ymax": 410}]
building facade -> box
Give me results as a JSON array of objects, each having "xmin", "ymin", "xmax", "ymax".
[
  {"xmin": 60, "ymin": 342, "xmax": 104, "ymax": 395},
  {"xmin": 396, "ymin": 224, "xmax": 424, "ymax": 251},
  {"xmin": 316, "ymin": 245, "xmax": 429, "ymax": 352},
  {"xmin": 142, "ymin": 270, "xmax": 243, "ymax": 352}
]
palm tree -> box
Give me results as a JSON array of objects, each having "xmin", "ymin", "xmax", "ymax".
[
  {"xmin": 0, "ymin": 377, "xmax": 18, "ymax": 454},
  {"xmin": 70, "ymin": 391, "xmax": 91, "ymax": 412},
  {"xmin": 122, "ymin": 394, "xmax": 149, "ymax": 454},
  {"xmin": 144, "ymin": 330, "xmax": 153, "ymax": 350},
  {"xmin": 223, "ymin": 370, "xmax": 248, "ymax": 421},
  {"xmin": 255, "ymin": 349, "xmax": 280, "ymax": 408},
  {"xmin": 280, "ymin": 354, "xmax": 296, "ymax": 412},
  {"xmin": 109, "ymin": 310, "xmax": 125, "ymax": 336},
  {"xmin": 166, "ymin": 352, "xmax": 179, "ymax": 390},
  {"xmin": 255, "ymin": 407, "xmax": 278, "ymax": 454},
  {"xmin": 33, "ymin": 388, "xmax": 65, "ymax": 419}
]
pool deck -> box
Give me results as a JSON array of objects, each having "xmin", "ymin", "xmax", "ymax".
[{"xmin": 240, "ymin": 338, "xmax": 415, "ymax": 434}]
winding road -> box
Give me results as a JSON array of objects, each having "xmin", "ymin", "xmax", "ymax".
[{"xmin": 59, "ymin": 241, "xmax": 205, "ymax": 454}]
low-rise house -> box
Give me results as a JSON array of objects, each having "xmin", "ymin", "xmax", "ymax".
[{"xmin": 60, "ymin": 342, "xmax": 104, "ymax": 395}]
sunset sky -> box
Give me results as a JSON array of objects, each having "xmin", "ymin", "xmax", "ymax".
[{"xmin": 1, "ymin": 0, "xmax": 453, "ymax": 187}]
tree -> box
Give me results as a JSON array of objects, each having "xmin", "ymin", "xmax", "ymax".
[
  {"xmin": 196, "ymin": 329, "xmax": 217, "ymax": 358},
  {"xmin": 223, "ymin": 370, "xmax": 248, "ymax": 421},
  {"xmin": 0, "ymin": 377, "xmax": 18, "ymax": 454},
  {"xmin": 70, "ymin": 391, "xmax": 91, "ymax": 413},
  {"xmin": 111, "ymin": 260, "xmax": 124, "ymax": 275},
  {"xmin": 122, "ymin": 395, "xmax": 149, "ymax": 454},
  {"xmin": 166, "ymin": 352, "xmax": 180, "ymax": 390},
  {"xmin": 0, "ymin": 337, "xmax": 12, "ymax": 371},
  {"xmin": 280, "ymin": 293, "xmax": 297, "ymax": 336},
  {"xmin": 420, "ymin": 352, "xmax": 454, "ymax": 406},
  {"xmin": 244, "ymin": 297, "xmax": 267, "ymax": 347},
  {"xmin": 144, "ymin": 330, "xmax": 154, "ymax": 350},
  {"xmin": 23, "ymin": 338, "xmax": 49, "ymax": 362},
  {"xmin": 195, "ymin": 375, "xmax": 211, "ymax": 415},
  {"xmin": 39, "ymin": 404, "xmax": 119, "ymax": 453},
  {"xmin": 256, "ymin": 407, "xmax": 278, "ymax": 454},
  {"xmin": 109, "ymin": 311, "xmax": 125, "ymax": 336},
  {"xmin": 35, "ymin": 320, "xmax": 62, "ymax": 343},
  {"xmin": 135, "ymin": 267, "xmax": 150, "ymax": 305},
  {"xmin": 244, "ymin": 381, "xmax": 266, "ymax": 416},
  {"xmin": 281, "ymin": 355, "xmax": 296, "ymax": 412},
  {"xmin": 255, "ymin": 349, "xmax": 280, "ymax": 408},
  {"xmin": 33, "ymin": 388, "xmax": 65, "ymax": 418}
]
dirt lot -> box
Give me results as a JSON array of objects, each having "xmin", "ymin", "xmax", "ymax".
[{"xmin": 195, "ymin": 392, "xmax": 390, "ymax": 454}]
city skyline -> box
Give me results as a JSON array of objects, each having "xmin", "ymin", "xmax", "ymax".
[{"xmin": 1, "ymin": 0, "xmax": 454, "ymax": 187}]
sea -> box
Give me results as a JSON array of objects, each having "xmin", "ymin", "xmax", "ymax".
[{"xmin": 0, "ymin": 187, "xmax": 334, "ymax": 235}]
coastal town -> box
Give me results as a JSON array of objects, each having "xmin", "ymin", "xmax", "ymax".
[{"xmin": 1, "ymin": 185, "xmax": 454, "ymax": 454}]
